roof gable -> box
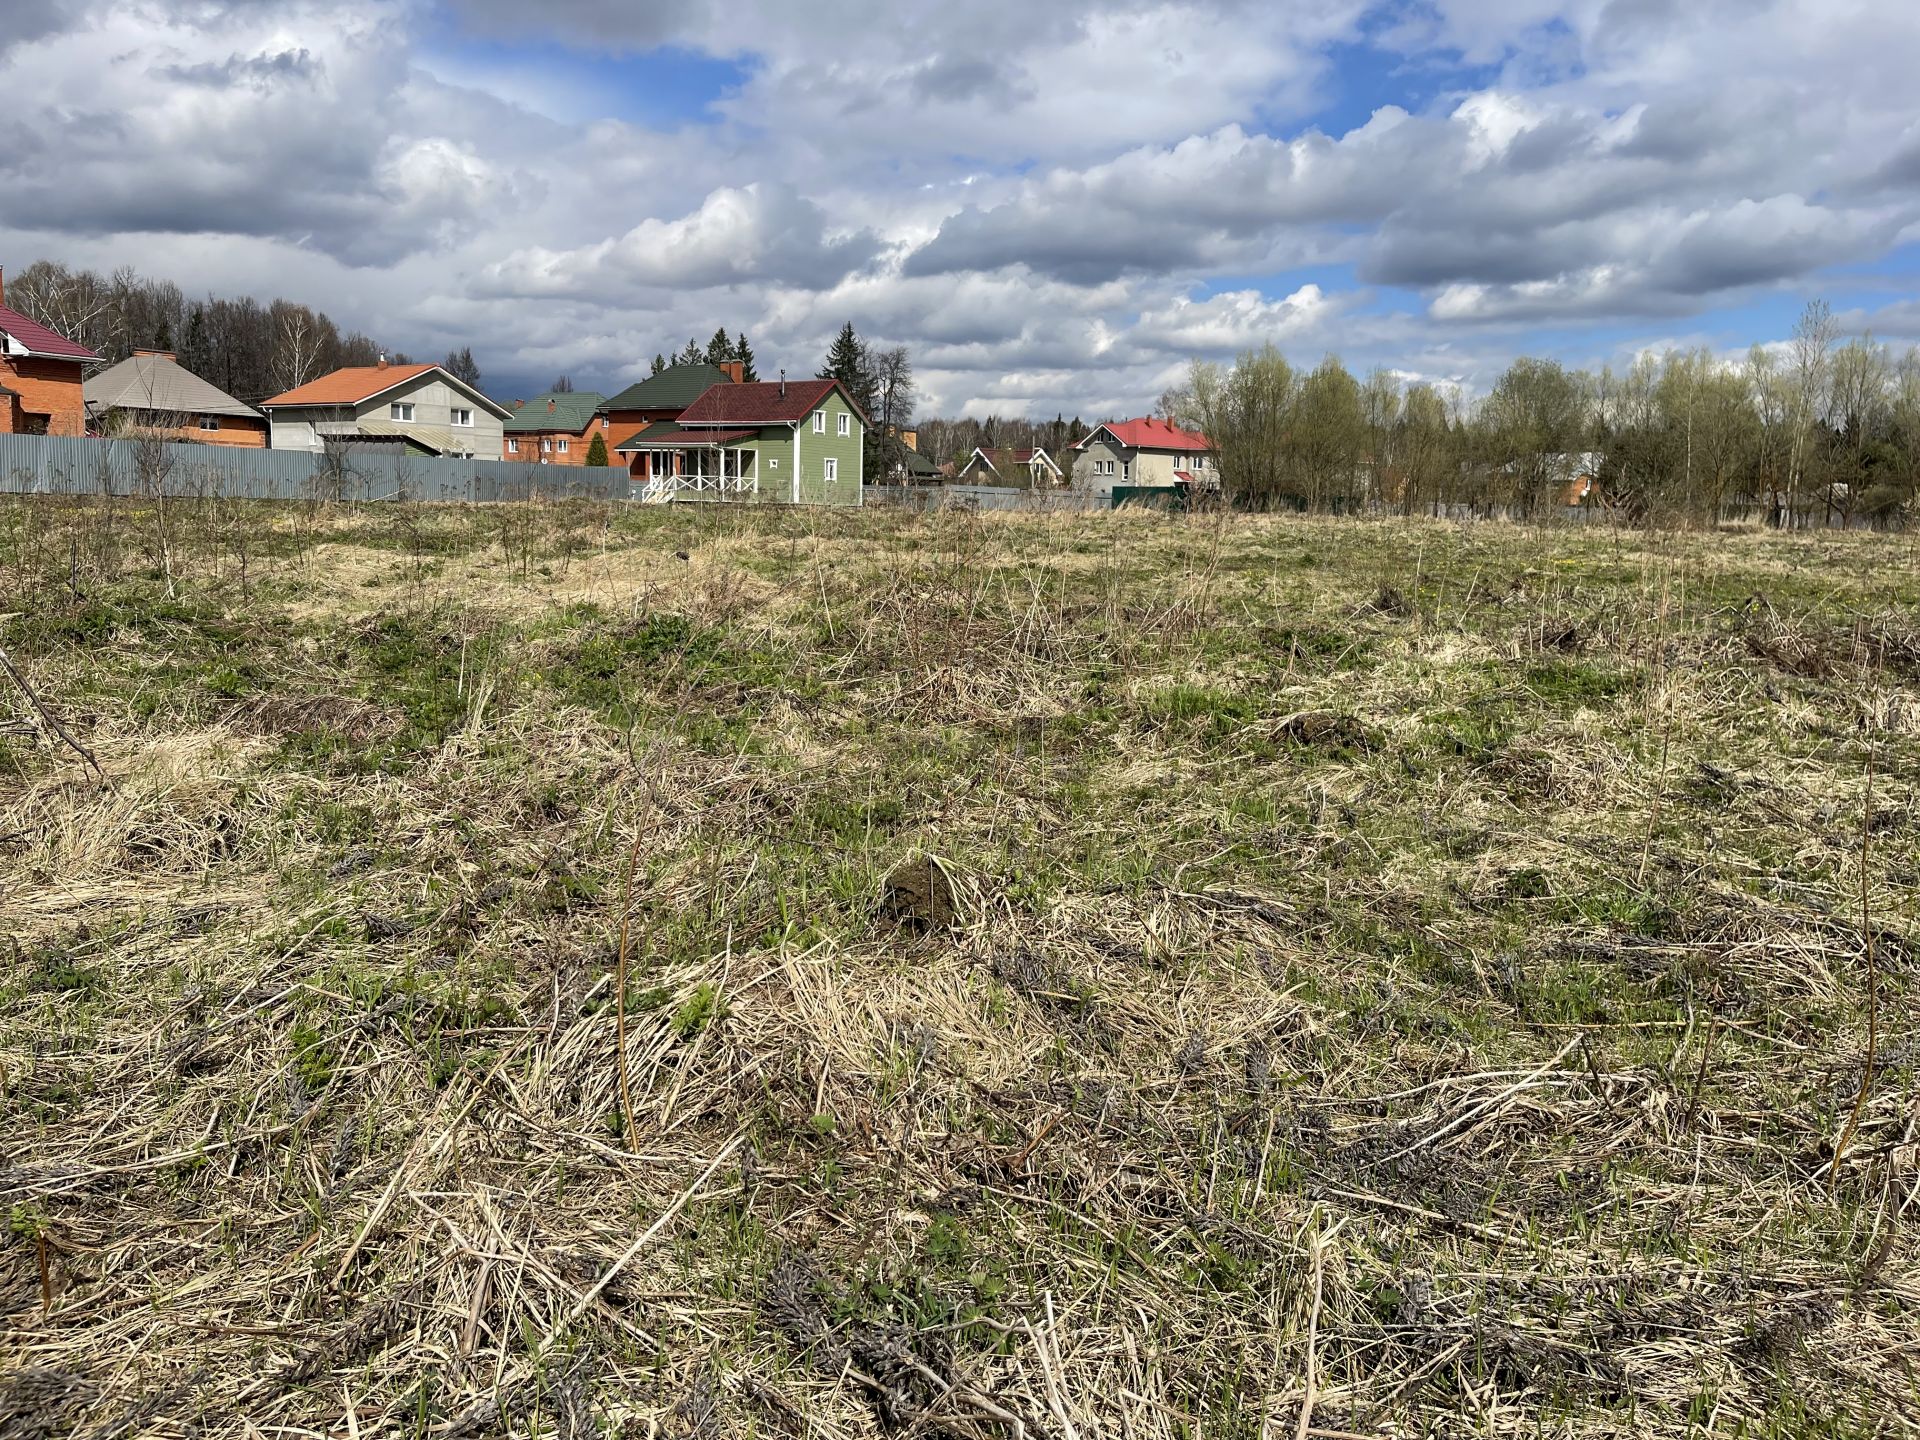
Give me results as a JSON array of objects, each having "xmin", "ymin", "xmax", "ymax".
[
  {"xmin": 0, "ymin": 304, "xmax": 98, "ymax": 362},
  {"xmin": 601, "ymin": 363, "xmax": 735, "ymax": 413},
  {"xmin": 1076, "ymin": 418, "xmax": 1210, "ymax": 452},
  {"xmin": 677, "ymin": 377, "xmax": 868, "ymax": 428},
  {"xmin": 261, "ymin": 364, "xmax": 510, "ymax": 418}
]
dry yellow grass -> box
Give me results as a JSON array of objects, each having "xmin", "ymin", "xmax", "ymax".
[{"xmin": 0, "ymin": 497, "xmax": 1914, "ymax": 1438}]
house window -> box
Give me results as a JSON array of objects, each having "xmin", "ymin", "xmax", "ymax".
[
  {"xmin": 451, "ymin": 407, "xmax": 473, "ymax": 427},
  {"xmin": 508, "ymin": 439, "xmax": 519, "ymax": 454},
  {"xmin": 390, "ymin": 402, "xmax": 415, "ymax": 422},
  {"xmin": 1122, "ymin": 462, "xmax": 1131, "ymax": 482},
  {"xmin": 837, "ymin": 412, "xmax": 850, "ymax": 437},
  {"xmin": 824, "ymin": 457, "xmax": 838, "ymax": 482},
  {"xmin": 199, "ymin": 416, "xmax": 220, "ymax": 431},
  {"xmin": 541, "ymin": 439, "xmax": 552, "ymax": 453},
  {"xmin": 813, "ymin": 411, "xmax": 825, "ymax": 433},
  {"xmin": 558, "ymin": 439, "xmax": 569, "ymax": 454}
]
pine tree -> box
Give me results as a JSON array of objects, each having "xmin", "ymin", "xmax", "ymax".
[
  {"xmin": 444, "ymin": 346, "xmax": 482, "ymax": 390},
  {"xmin": 705, "ymin": 328, "xmax": 733, "ymax": 367},
  {"xmin": 677, "ymin": 338, "xmax": 703, "ymax": 366},
  {"xmin": 585, "ymin": 432, "xmax": 610, "ymax": 467},
  {"xmin": 734, "ymin": 332, "xmax": 758, "ymax": 383},
  {"xmin": 822, "ymin": 324, "xmax": 875, "ymax": 408},
  {"xmin": 822, "ymin": 323, "xmax": 881, "ymax": 480},
  {"xmin": 651, "ymin": 354, "xmax": 667, "ymax": 376}
]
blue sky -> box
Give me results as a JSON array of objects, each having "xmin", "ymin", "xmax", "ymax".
[{"xmin": 2, "ymin": 0, "xmax": 1917, "ymax": 415}]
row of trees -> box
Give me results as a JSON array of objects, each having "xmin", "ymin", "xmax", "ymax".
[
  {"xmin": 650, "ymin": 330, "xmax": 760, "ymax": 382},
  {"xmin": 6, "ymin": 259, "xmax": 423, "ymax": 406},
  {"xmin": 1173, "ymin": 303, "xmax": 1920, "ymax": 526}
]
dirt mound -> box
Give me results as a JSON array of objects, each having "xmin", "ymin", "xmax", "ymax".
[{"xmin": 880, "ymin": 855, "xmax": 958, "ymax": 930}]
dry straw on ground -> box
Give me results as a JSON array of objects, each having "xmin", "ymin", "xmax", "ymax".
[{"xmin": 0, "ymin": 497, "xmax": 1915, "ymax": 1438}]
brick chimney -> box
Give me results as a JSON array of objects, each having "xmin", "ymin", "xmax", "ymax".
[
  {"xmin": 720, "ymin": 360, "xmax": 744, "ymax": 384},
  {"xmin": 547, "ymin": 397, "xmax": 556, "ymax": 413},
  {"xmin": 376, "ymin": 353, "xmax": 388, "ymax": 370},
  {"xmin": 133, "ymin": 348, "xmax": 177, "ymax": 362}
]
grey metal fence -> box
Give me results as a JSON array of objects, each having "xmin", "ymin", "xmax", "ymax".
[
  {"xmin": 863, "ymin": 484, "xmax": 1107, "ymax": 512},
  {"xmin": 0, "ymin": 433, "xmax": 629, "ymax": 504}
]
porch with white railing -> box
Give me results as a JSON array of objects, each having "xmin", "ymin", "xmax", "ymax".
[{"xmin": 622, "ymin": 429, "xmax": 761, "ymax": 503}]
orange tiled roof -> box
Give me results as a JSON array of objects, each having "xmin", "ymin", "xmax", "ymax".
[{"xmin": 261, "ymin": 364, "xmax": 437, "ymax": 408}]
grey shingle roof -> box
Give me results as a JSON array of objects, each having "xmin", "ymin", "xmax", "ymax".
[
  {"xmin": 84, "ymin": 352, "xmax": 262, "ymax": 420},
  {"xmin": 601, "ymin": 364, "xmax": 734, "ymax": 413}
]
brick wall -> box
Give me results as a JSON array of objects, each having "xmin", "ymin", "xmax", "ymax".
[
  {"xmin": 0, "ymin": 355, "xmax": 88, "ymax": 437},
  {"xmin": 136, "ymin": 417, "xmax": 270, "ymax": 449},
  {"xmin": 502, "ymin": 419, "xmax": 606, "ymax": 466}
]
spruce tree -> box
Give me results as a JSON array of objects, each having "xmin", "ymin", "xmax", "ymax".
[
  {"xmin": 734, "ymin": 332, "xmax": 758, "ymax": 382},
  {"xmin": 677, "ymin": 338, "xmax": 703, "ymax": 366},
  {"xmin": 651, "ymin": 354, "xmax": 667, "ymax": 376},
  {"xmin": 705, "ymin": 328, "xmax": 733, "ymax": 367},
  {"xmin": 585, "ymin": 432, "xmax": 610, "ymax": 467}
]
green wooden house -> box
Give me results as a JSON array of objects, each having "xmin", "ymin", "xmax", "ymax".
[{"xmin": 615, "ymin": 377, "xmax": 866, "ymax": 506}]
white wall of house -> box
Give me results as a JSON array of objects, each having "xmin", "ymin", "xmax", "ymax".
[{"xmin": 1072, "ymin": 435, "xmax": 1212, "ymax": 494}]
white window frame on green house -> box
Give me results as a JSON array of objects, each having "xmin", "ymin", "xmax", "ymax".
[
  {"xmin": 837, "ymin": 412, "xmax": 850, "ymax": 437},
  {"xmin": 390, "ymin": 401, "xmax": 415, "ymax": 422},
  {"xmin": 825, "ymin": 457, "xmax": 838, "ymax": 484},
  {"xmin": 813, "ymin": 410, "xmax": 825, "ymax": 433}
]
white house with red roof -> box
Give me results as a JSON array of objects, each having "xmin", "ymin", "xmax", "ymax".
[
  {"xmin": 0, "ymin": 267, "xmax": 100, "ymax": 437},
  {"xmin": 1071, "ymin": 418, "xmax": 1215, "ymax": 496}
]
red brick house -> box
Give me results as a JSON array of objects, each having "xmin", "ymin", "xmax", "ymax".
[
  {"xmin": 598, "ymin": 361, "xmax": 740, "ymax": 477},
  {"xmin": 0, "ymin": 268, "xmax": 98, "ymax": 436}
]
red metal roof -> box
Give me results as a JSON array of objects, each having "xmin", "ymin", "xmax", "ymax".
[
  {"xmin": 1076, "ymin": 418, "xmax": 1210, "ymax": 452},
  {"xmin": 677, "ymin": 378, "xmax": 867, "ymax": 428},
  {"xmin": 0, "ymin": 304, "xmax": 98, "ymax": 362}
]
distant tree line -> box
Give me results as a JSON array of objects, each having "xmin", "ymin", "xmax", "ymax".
[
  {"xmin": 1172, "ymin": 302, "xmax": 1920, "ymax": 527},
  {"xmin": 5, "ymin": 259, "xmax": 430, "ymax": 407},
  {"xmin": 913, "ymin": 415, "xmax": 1088, "ymax": 471}
]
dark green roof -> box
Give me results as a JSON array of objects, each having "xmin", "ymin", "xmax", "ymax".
[
  {"xmin": 601, "ymin": 364, "xmax": 733, "ymax": 413},
  {"xmin": 504, "ymin": 390, "xmax": 606, "ymax": 433}
]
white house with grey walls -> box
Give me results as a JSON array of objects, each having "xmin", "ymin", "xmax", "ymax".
[{"xmin": 260, "ymin": 361, "xmax": 508, "ymax": 457}]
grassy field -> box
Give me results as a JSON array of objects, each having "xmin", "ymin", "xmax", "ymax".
[{"xmin": 1, "ymin": 496, "xmax": 1916, "ymax": 1438}]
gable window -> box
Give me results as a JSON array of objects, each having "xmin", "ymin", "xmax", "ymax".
[
  {"xmin": 837, "ymin": 412, "xmax": 851, "ymax": 437},
  {"xmin": 824, "ymin": 457, "xmax": 839, "ymax": 483},
  {"xmin": 390, "ymin": 402, "xmax": 415, "ymax": 422},
  {"xmin": 450, "ymin": 407, "xmax": 473, "ymax": 427},
  {"xmin": 199, "ymin": 416, "xmax": 220, "ymax": 431},
  {"xmin": 813, "ymin": 411, "xmax": 826, "ymax": 433}
]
